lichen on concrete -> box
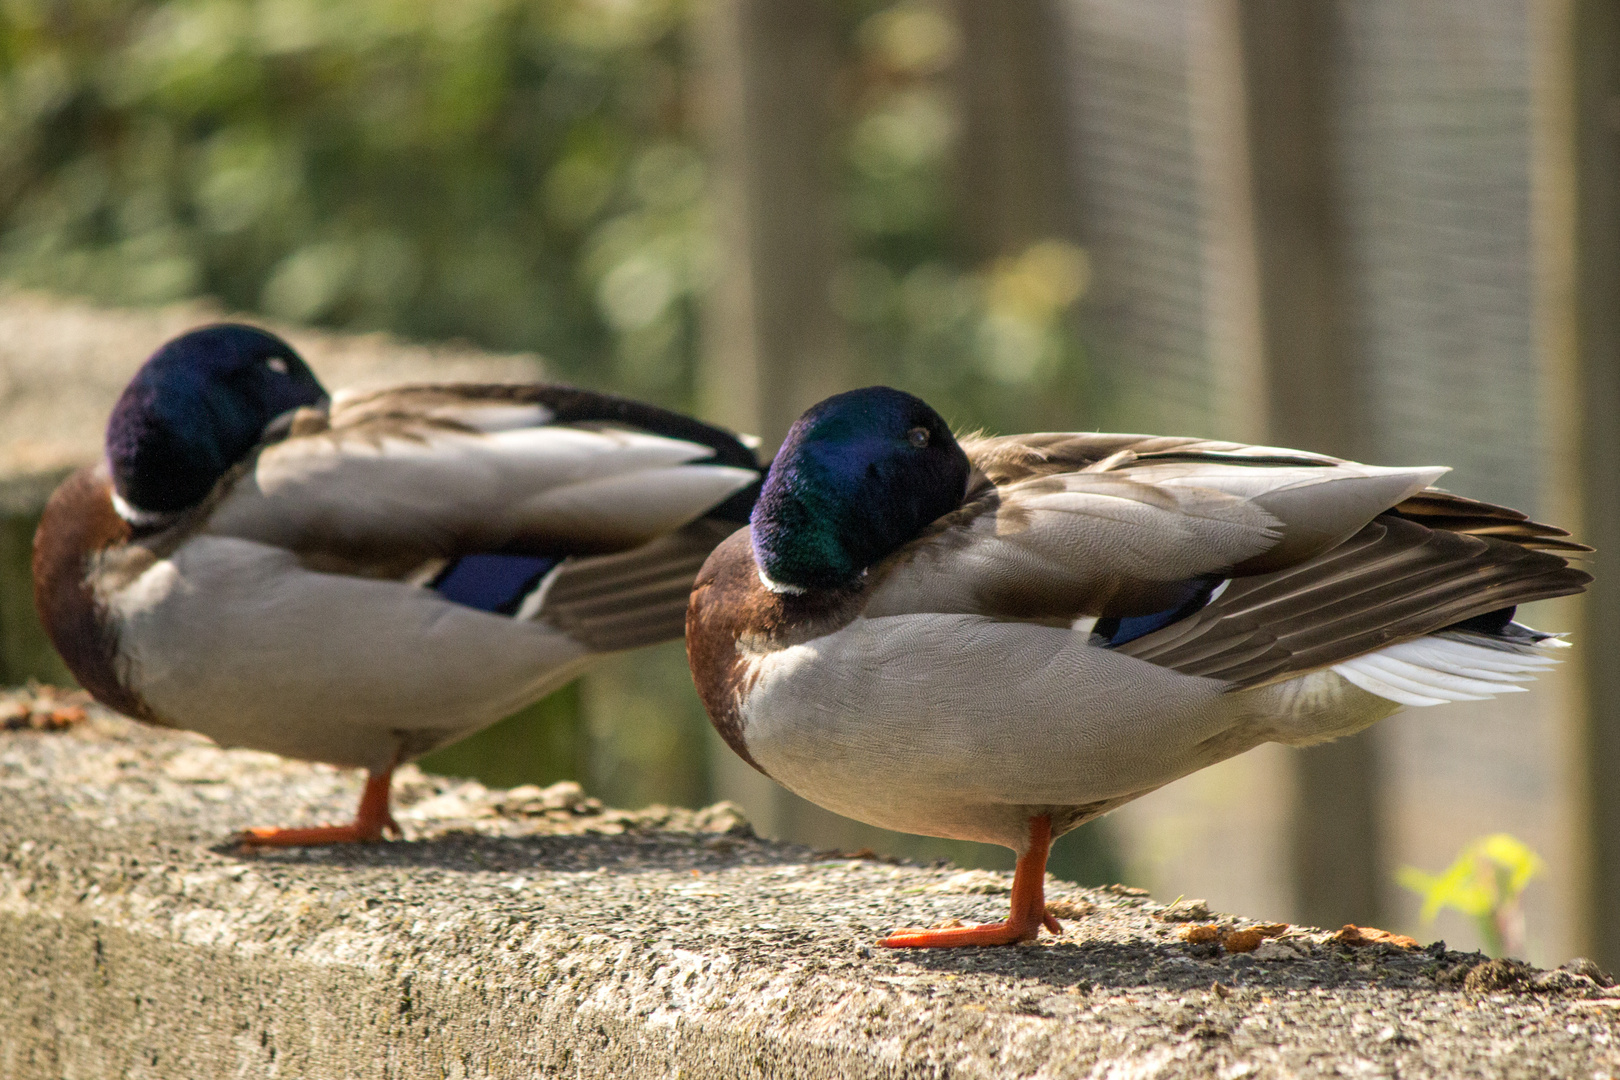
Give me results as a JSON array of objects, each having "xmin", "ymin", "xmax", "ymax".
[{"xmin": 1, "ymin": 705, "xmax": 1616, "ymax": 1079}]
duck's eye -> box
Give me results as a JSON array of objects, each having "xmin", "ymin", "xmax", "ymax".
[
  {"xmin": 265, "ymin": 356, "xmax": 289, "ymax": 375},
  {"xmin": 907, "ymin": 426, "xmax": 930, "ymax": 448}
]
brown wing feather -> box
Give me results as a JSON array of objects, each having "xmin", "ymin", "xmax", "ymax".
[
  {"xmin": 539, "ymin": 518, "xmax": 739, "ymax": 652},
  {"xmin": 1116, "ymin": 514, "xmax": 1590, "ymax": 689},
  {"xmin": 956, "ymin": 433, "xmax": 1589, "ymax": 686},
  {"xmin": 961, "ymin": 432, "xmax": 1345, "ymax": 490},
  {"xmin": 1388, "ymin": 489, "xmax": 1590, "ymax": 552}
]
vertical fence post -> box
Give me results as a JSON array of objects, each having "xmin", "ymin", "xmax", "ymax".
[
  {"xmin": 1532, "ymin": 0, "xmax": 1620, "ymax": 971},
  {"xmin": 695, "ymin": 0, "xmax": 848, "ymax": 839},
  {"xmin": 950, "ymin": 0, "xmax": 1075, "ymax": 262},
  {"xmin": 1547, "ymin": 0, "xmax": 1620, "ymax": 970},
  {"xmin": 1206, "ymin": 0, "xmax": 1384, "ymax": 928},
  {"xmin": 697, "ymin": 0, "xmax": 848, "ymax": 447}
]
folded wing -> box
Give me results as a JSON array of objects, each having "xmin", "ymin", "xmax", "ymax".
[
  {"xmin": 202, "ymin": 386, "xmax": 760, "ymax": 565},
  {"xmin": 1115, "ymin": 514, "xmax": 1589, "ymax": 689},
  {"xmin": 865, "ymin": 436, "xmax": 1446, "ymax": 622}
]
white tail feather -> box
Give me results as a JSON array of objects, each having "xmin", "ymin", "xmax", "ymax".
[{"xmin": 1332, "ymin": 632, "xmax": 1564, "ymax": 708}]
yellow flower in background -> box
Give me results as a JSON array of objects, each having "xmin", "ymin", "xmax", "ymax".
[{"xmin": 1398, "ymin": 833, "xmax": 1544, "ymax": 958}]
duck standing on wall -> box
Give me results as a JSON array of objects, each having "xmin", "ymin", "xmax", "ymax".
[
  {"xmin": 34, "ymin": 324, "xmax": 762, "ymax": 845},
  {"xmin": 686, "ymin": 387, "xmax": 1590, "ymax": 948}
]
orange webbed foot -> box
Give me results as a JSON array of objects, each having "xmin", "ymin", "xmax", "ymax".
[
  {"xmin": 876, "ymin": 816, "xmax": 1064, "ymax": 950},
  {"xmin": 237, "ymin": 821, "xmax": 390, "ymax": 847},
  {"xmin": 236, "ymin": 767, "xmax": 399, "ymax": 847},
  {"xmin": 879, "ymin": 919, "xmax": 1042, "ymax": 949},
  {"xmin": 878, "ymin": 910, "xmax": 1063, "ymax": 949}
]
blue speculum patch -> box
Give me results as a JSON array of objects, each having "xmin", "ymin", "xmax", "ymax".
[
  {"xmin": 431, "ymin": 554, "xmax": 561, "ymax": 615},
  {"xmin": 1095, "ymin": 577, "xmax": 1223, "ymax": 647}
]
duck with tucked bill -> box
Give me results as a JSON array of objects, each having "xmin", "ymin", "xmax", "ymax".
[
  {"xmin": 686, "ymin": 387, "xmax": 1589, "ymax": 948},
  {"xmin": 34, "ymin": 324, "xmax": 762, "ymax": 845}
]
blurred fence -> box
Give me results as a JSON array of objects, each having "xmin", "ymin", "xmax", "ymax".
[{"xmin": 1041, "ymin": 0, "xmax": 1608, "ymax": 968}]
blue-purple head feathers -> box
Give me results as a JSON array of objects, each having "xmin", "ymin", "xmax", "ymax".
[
  {"xmin": 106, "ymin": 324, "xmax": 327, "ymax": 516},
  {"xmin": 750, "ymin": 387, "xmax": 968, "ymax": 591}
]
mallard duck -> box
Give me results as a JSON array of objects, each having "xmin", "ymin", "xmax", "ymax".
[
  {"xmin": 34, "ymin": 323, "xmax": 761, "ymax": 845},
  {"xmin": 686, "ymin": 386, "xmax": 1590, "ymax": 948}
]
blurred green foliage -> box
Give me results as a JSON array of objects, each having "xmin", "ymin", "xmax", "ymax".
[
  {"xmin": 419, "ymin": 681, "xmax": 585, "ymax": 791},
  {"xmin": 0, "ymin": 0, "xmax": 1089, "ymax": 430},
  {"xmin": 0, "ymin": 0, "xmax": 702, "ymax": 400},
  {"xmin": 838, "ymin": 0, "xmax": 1092, "ymax": 435}
]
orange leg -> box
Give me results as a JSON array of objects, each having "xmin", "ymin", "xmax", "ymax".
[
  {"xmin": 238, "ymin": 767, "xmax": 401, "ymax": 847},
  {"xmin": 880, "ymin": 815, "xmax": 1064, "ymax": 948}
]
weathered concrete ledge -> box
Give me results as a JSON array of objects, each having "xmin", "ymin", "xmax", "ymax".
[{"xmin": 2, "ymin": 700, "xmax": 1616, "ymax": 1079}]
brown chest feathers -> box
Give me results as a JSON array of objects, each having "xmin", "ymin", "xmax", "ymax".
[
  {"xmin": 685, "ymin": 529, "xmax": 864, "ymax": 775},
  {"xmin": 32, "ymin": 467, "xmax": 157, "ymax": 722}
]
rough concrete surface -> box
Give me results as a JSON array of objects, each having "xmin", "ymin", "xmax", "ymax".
[{"xmin": 1, "ymin": 701, "xmax": 1616, "ymax": 1079}]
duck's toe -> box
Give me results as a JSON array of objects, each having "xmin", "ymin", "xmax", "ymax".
[
  {"xmin": 236, "ymin": 820, "xmax": 391, "ymax": 847},
  {"xmin": 236, "ymin": 766, "xmax": 402, "ymax": 847},
  {"xmin": 878, "ymin": 915, "xmax": 1050, "ymax": 949}
]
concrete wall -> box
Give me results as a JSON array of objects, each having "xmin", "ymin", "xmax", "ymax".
[{"xmin": 1, "ymin": 707, "xmax": 1612, "ymax": 1078}]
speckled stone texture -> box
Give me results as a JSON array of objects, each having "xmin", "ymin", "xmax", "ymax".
[{"xmin": 1, "ymin": 705, "xmax": 1616, "ymax": 1079}]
